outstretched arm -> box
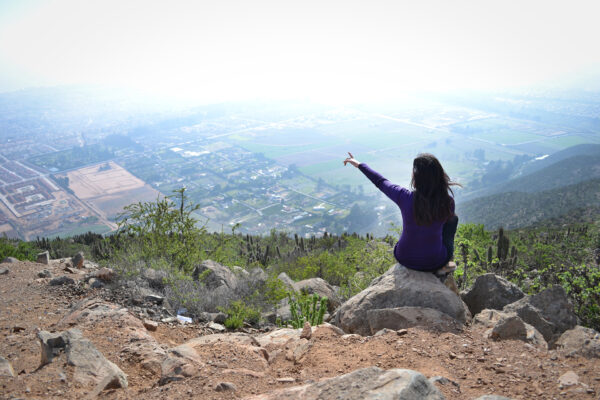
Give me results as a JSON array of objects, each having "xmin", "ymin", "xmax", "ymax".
[{"xmin": 343, "ymin": 152, "xmax": 408, "ymax": 204}]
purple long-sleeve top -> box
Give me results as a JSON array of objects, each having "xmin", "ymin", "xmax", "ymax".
[{"xmin": 358, "ymin": 163, "xmax": 453, "ymax": 271}]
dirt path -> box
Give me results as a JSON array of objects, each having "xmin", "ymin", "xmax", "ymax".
[{"xmin": 0, "ymin": 261, "xmax": 598, "ymax": 399}]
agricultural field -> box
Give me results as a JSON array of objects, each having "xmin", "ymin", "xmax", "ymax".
[{"xmin": 63, "ymin": 162, "xmax": 161, "ymax": 220}]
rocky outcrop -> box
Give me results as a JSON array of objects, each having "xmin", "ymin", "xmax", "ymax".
[
  {"xmin": 243, "ymin": 367, "xmax": 444, "ymax": 400},
  {"xmin": 502, "ymin": 285, "xmax": 577, "ymax": 347},
  {"xmin": 160, "ymin": 332, "xmax": 268, "ymax": 385},
  {"xmin": 37, "ymin": 328, "xmax": 127, "ymax": 391},
  {"xmin": 333, "ymin": 264, "xmax": 470, "ymax": 335},
  {"xmin": 462, "ymin": 274, "xmax": 524, "ymax": 315},
  {"xmin": 555, "ymin": 325, "xmax": 600, "ymax": 358},
  {"xmin": 192, "ymin": 260, "xmax": 238, "ymax": 291}
]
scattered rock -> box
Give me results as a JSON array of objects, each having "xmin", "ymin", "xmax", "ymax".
[
  {"xmin": 37, "ymin": 251, "xmax": 50, "ymax": 265},
  {"xmin": 215, "ymin": 382, "xmax": 237, "ymax": 392},
  {"xmin": 300, "ymin": 321, "xmax": 312, "ymax": 339},
  {"xmin": 0, "ymin": 356, "xmax": 15, "ymax": 377},
  {"xmin": 143, "ymin": 319, "xmax": 159, "ymax": 331},
  {"xmin": 334, "ymin": 264, "xmax": 470, "ymax": 336},
  {"xmin": 555, "ymin": 325, "xmax": 600, "ymax": 358},
  {"xmin": 462, "ymin": 274, "xmax": 524, "ymax": 315},
  {"xmin": 503, "ymin": 285, "xmax": 577, "ymax": 347},
  {"xmin": 473, "ymin": 396, "xmax": 514, "ymax": 400},
  {"xmin": 49, "ymin": 276, "xmax": 75, "ymax": 286},
  {"xmin": 294, "ymin": 277, "xmax": 341, "ymax": 312},
  {"xmin": 1, "ymin": 256, "xmax": 19, "ymax": 263},
  {"xmin": 243, "ymin": 366, "xmax": 444, "ymax": 400},
  {"xmin": 72, "ymin": 251, "xmax": 84, "ymax": 268},
  {"xmin": 0, "ymin": 267, "xmax": 9, "ymax": 275}
]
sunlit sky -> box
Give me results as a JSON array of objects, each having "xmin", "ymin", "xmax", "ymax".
[{"xmin": 0, "ymin": 0, "xmax": 598, "ymax": 103}]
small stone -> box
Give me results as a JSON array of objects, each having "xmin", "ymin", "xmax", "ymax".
[
  {"xmin": 49, "ymin": 276, "xmax": 75, "ymax": 286},
  {"xmin": 0, "ymin": 268, "xmax": 8, "ymax": 275},
  {"xmin": 0, "ymin": 356, "xmax": 15, "ymax": 377},
  {"xmin": 277, "ymin": 377, "xmax": 296, "ymax": 383},
  {"xmin": 12, "ymin": 326, "xmax": 25, "ymax": 333},
  {"xmin": 36, "ymin": 251, "xmax": 50, "ymax": 265},
  {"xmin": 558, "ymin": 371, "xmax": 579, "ymax": 388},
  {"xmin": 397, "ymin": 329, "xmax": 408, "ymax": 336},
  {"xmin": 64, "ymin": 267, "xmax": 78, "ymax": 274},
  {"xmin": 2, "ymin": 256, "xmax": 19, "ymax": 263},
  {"xmin": 38, "ymin": 269, "xmax": 52, "ymax": 278},
  {"xmin": 89, "ymin": 278, "xmax": 104, "ymax": 289},
  {"xmin": 145, "ymin": 294, "xmax": 164, "ymax": 305},
  {"xmin": 143, "ymin": 320, "xmax": 158, "ymax": 331},
  {"xmin": 95, "ymin": 267, "xmax": 115, "ymax": 282},
  {"xmin": 72, "ymin": 252, "xmax": 84, "ymax": 268},
  {"xmin": 59, "ymin": 372, "xmax": 67, "ymax": 383},
  {"xmin": 215, "ymin": 382, "xmax": 237, "ymax": 392},
  {"xmin": 208, "ymin": 322, "xmax": 226, "ymax": 332},
  {"xmin": 300, "ymin": 321, "xmax": 312, "ymax": 339}
]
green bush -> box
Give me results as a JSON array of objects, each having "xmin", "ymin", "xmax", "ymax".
[
  {"xmin": 287, "ymin": 293, "xmax": 328, "ymax": 328},
  {"xmin": 0, "ymin": 238, "xmax": 39, "ymax": 261},
  {"xmin": 220, "ymin": 300, "xmax": 261, "ymax": 330}
]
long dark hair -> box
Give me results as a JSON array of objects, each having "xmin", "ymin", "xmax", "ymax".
[{"xmin": 411, "ymin": 153, "xmax": 461, "ymax": 226}]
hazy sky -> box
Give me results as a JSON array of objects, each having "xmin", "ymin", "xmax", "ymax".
[{"xmin": 0, "ymin": 0, "xmax": 598, "ymax": 102}]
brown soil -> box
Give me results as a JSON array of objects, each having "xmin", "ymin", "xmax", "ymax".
[{"xmin": 1, "ymin": 261, "xmax": 599, "ymax": 400}]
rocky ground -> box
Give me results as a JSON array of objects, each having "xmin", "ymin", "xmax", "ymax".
[{"xmin": 1, "ymin": 259, "xmax": 599, "ymax": 399}]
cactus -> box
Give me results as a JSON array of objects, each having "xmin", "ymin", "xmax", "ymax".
[{"xmin": 497, "ymin": 228, "xmax": 510, "ymax": 261}]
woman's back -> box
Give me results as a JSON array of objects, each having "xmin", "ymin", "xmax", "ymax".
[{"xmin": 357, "ymin": 162, "xmax": 454, "ymax": 271}]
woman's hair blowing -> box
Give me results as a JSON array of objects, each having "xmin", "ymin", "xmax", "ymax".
[{"xmin": 411, "ymin": 153, "xmax": 460, "ymax": 226}]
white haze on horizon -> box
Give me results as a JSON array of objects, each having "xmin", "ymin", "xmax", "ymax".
[{"xmin": 0, "ymin": 0, "xmax": 599, "ymax": 104}]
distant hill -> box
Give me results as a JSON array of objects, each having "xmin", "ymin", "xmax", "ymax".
[
  {"xmin": 457, "ymin": 178, "xmax": 600, "ymax": 229},
  {"xmin": 459, "ymin": 144, "xmax": 600, "ymax": 202},
  {"xmin": 516, "ymin": 143, "xmax": 600, "ymax": 177}
]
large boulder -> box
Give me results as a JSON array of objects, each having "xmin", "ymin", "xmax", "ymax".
[
  {"xmin": 555, "ymin": 325, "xmax": 600, "ymax": 358},
  {"xmin": 192, "ymin": 260, "xmax": 238, "ymax": 291},
  {"xmin": 366, "ymin": 307, "xmax": 463, "ymax": 335},
  {"xmin": 243, "ymin": 366, "xmax": 444, "ymax": 400},
  {"xmin": 277, "ymin": 272, "xmax": 296, "ymax": 291},
  {"xmin": 333, "ymin": 264, "xmax": 470, "ymax": 336},
  {"xmin": 473, "ymin": 309, "xmax": 547, "ymax": 349},
  {"xmin": 503, "ymin": 285, "xmax": 577, "ymax": 347},
  {"xmin": 462, "ymin": 274, "xmax": 524, "ymax": 315},
  {"xmin": 1, "ymin": 257, "xmax": 18, "ymax": 263},
  {"xmin": 294, "ymin": 277, "xmax": 340, "ymax": 312}
]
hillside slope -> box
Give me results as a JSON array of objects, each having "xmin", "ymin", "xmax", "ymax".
[{"xmin": 457, "ymin": 178, "xmax": 600, "ymax": 229}]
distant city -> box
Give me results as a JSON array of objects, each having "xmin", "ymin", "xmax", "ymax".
[{"xmin": 0, "ymin": 87, "xmax": 598, "ymax": 239}]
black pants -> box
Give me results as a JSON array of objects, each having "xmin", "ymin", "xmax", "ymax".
[{"xmin": 440, "ymin": 215, "xmax": 458, "ymax": 267}]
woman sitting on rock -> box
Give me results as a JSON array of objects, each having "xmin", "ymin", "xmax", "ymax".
[{"xmin": 344, "ymin": 152, "xmax": 459, "ymax": 273}]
